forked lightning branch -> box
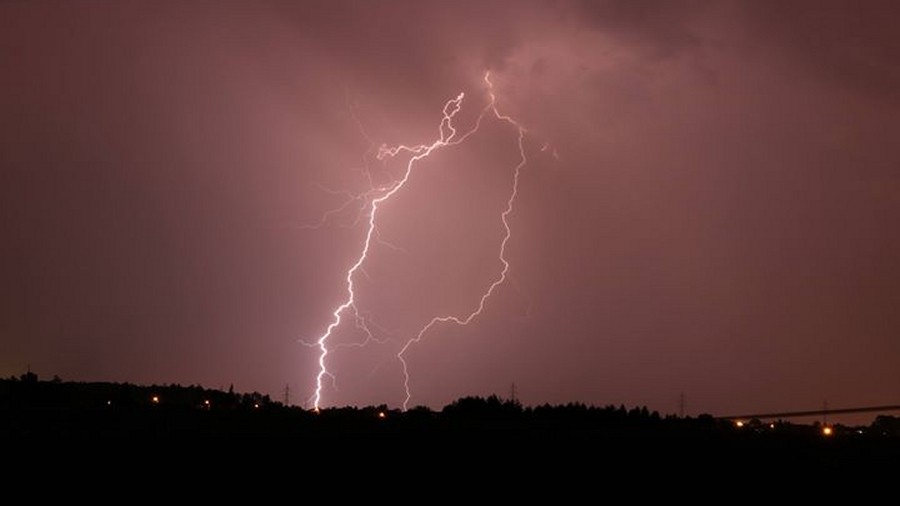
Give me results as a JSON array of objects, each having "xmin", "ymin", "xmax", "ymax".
[{"xmin": 305, "ymin": 73, "xmax": 529, "ymax": 410}]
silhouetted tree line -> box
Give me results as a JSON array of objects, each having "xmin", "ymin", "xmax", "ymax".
[
  {"xmin": 0, "ymin": 372, "xmax": 273, "ymax": 411},
  {"xmin": 2, "ymin": 374, "xmax": 900, "ymax": 471}
]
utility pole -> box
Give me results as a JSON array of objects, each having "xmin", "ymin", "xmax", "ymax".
[
  {"xmin": 284, "ymin": 384, "xmax": 291, "ymax": 407},
  {"xmin": 509, "ymin": 383, "xmax": 518, "ymax": 404}
]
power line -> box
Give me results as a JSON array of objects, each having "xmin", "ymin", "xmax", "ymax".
[{"xmin": 721, "ymin": 404, "xmax": 900, "ymax": 421}]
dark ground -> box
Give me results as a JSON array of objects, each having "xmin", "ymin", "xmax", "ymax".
[{"xmin": 3, "ymin": 374, "xmax": 899, "ymax": 484}]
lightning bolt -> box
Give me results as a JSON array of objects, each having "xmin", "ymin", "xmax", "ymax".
[
  {"xmin": 308, "ymin": 72, "xmax": 527, "ymax": 411},
  {"xmin": 397, "ymin": 77, "xmax": 526, "ymax": 410}
]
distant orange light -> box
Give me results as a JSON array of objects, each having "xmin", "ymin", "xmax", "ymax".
[
  {"xmin": 378, "ymin": 411, "xmax": 386, "ymax": 419},
  {"xmin": 769, "ymin": 423, "xmax": 775, "ymax": 429},
  {"xmin": 822, "ymin": 426, "xmax": 833, "ymax": 436},
  {"xmin": 253, "ymin": 403, "xmax": 260, "ymax": 409},
  {"xmin": 151, "ymin": 396, "xmax": 160, "ymax": 404},
  {"xmin": 204, "ymin": 400, "xmax": 210, "ymax": 406},
  {"xmin": 735, "ymin": 420, "xmax": 744, "ymax": 428}
]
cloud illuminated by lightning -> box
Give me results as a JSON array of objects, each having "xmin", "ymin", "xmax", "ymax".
[{"xmin": 307, "ymin": 72, "xmax": 527, "ymax": 410}]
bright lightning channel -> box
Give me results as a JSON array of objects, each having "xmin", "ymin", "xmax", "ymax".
[{"xmin": 309, "ymin": 72, "xmax": 527, "ymax": 411}]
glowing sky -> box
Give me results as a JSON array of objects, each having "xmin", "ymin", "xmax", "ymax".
[{"xmin": 2, "ymin": 1, "xmax": 899, "ymax": 415}]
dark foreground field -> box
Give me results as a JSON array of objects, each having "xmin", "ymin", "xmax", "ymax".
[{"xmin": 3, "ymin": 375, "xmax": 899, "ymax": 478}]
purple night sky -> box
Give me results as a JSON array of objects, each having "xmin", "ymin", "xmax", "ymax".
[{"xmin": 2, "ymin": 1, "xmax": 898, "ymax": 416}]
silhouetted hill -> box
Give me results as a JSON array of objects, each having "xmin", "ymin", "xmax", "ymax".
[{"xmin": 2, "ymin": 375, "xmax": 899, "ymax": 474}]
